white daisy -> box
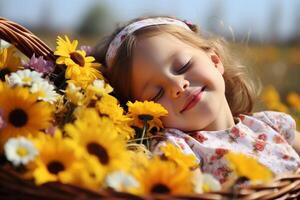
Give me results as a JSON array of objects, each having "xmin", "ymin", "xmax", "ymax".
[
  {"xmin": 6, "ymin": 69, "xmax": 44, "ymax": 87},
  {"xmin": 30, "ymin": 81, "xmax": 59, "ymax": 103},
  {"xmin": 4, "ymin": 137, "xmax": 38, "ymax": 167},
  {"xmin": 104, "ymin": 171, "xmax": 139, "ymax": 192}
]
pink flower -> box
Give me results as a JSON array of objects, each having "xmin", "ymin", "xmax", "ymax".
[
  {"xmin": 192, "ymin": 132, "xmax": 208, "ymax": 143},
  {"xmin": 210, "ymin": 148, "xmax": 228, "ymax": 161},
  {"xmin": 230, "ymin": 127, "xmax": 245, "ymax": 139},
  {"xmin": 258, "ymin": 133, "xmax": 267, "ymax": 141},
  {"xmin": 215, "ymin": 148, "xmax": 228, "ymax": 157},
  {"xmin": 282, "ymin": 154, "xmax": 289, "ymax": 160},
  {"xmin": 254, "ymin": 140, "xmax": 266, "ymax": 151},
  {"xmin": 210, "ymin": 155, "xmax": 218, "ymax": 162},
  {"xmin": 23, "ymin": 54, "xmax": 54, "ymax": 74},
  {"xmin": 214, "ymin": 166, "xmax": 232, "ymax": 183},
  {"xmin": 273, "ymin": 135, "xmax": 285, "ymax": 144}
]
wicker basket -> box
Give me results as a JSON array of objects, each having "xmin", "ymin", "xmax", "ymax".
[{"xmin": 1, "ymin": 17, "xmax": 300, "ymax": 200}]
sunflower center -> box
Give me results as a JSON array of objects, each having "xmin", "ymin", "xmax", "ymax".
[
  {"xmin": 70, "ymin": 52, "xmax": 85, "ymax": 67},
  {"xmin": 87, "ymin": 142, "xmax": 109, "ymax": 165},
  {"xmin": 151, "ymin": 183, "xmax": 171, "ymax": 194},
  {"xmin": 9, "ymin": 108, "xmax": 28, "ymax": 127},
  {"xmin": 138, "ymin": 114, "xmax": 153, "ymax": 121},
  {"xmin": 47, "ymin": 161, "xmax": 65, "ymax": 174}
]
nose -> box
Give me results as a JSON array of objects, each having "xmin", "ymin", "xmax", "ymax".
[{"xmin": 169, "ymin": 77, "xmax": 190, "ymax": 98}]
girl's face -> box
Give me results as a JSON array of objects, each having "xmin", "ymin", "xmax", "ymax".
[{"xmin": 131, "ymin": 33, "xmax": 232, "ymax": 131}]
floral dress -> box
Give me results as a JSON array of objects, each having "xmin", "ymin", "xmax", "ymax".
[{"xmin": 151, "ymin": 111, "xmax": 300, "ymax": 184}]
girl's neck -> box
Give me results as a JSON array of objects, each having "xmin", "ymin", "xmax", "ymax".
[{"xmin": 202, "ymin": 97, "xmax": 235, "ymax": 132}]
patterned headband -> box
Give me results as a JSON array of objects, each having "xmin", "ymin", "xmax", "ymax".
[{"xmin": 105, "ymin": 17, "xmax": 192, "ymax": 67}]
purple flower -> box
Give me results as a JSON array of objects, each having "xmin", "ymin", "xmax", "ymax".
[
  {"xmin": 23, "ymin": 54, "xmax": 54, "ymax": 74},
  {"xmin": 80, "ymin": 45, "xmax": 94, "ymax": 56},
  {"xmin": 0, "ymin": 109, "xmax": 6, "ymax": 130}
]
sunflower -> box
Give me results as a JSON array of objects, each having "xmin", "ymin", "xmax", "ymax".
[
  {"xmin": 96, "ymin": 94, "xmax": 134, "ymax": 139},
  {"xmin": 225, "ymin": 152, "xmax": 273, "ymax": 183},
  {"xmin": 0, "ymin": 85, "xmax": 53, "ymax": 149},
  {"xmin": 0, "ymin": 46, "xmax": 22, "ymax": 80},
  {"xmin": 134, "ymin": 157, "xmax": 194, "ymax": 195},
  {"xmin": 54, "ymin": 36, "xmax": 102, "ymax": 87},
  {"xmin": 127, "ymin": 101, "xmax": 168, "ymax": 130},
  {"xmin": 65, "ymin": 113, "xmax": 131, "ymax": 173},
  {"xmin": 0, "ymin": 80, "xmax": 4, "ymax": 90},
  {"xmin": 29, "ymin": 132, "xmax": 88, "ymax": 185},
  {"xmin": 160, "ymin": 142, "xmax": 198, "ymax": 169}
]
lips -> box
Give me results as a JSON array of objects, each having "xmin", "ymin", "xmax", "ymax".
[{"xmin": 180, "ymin": 86, "xmax": 206, "ymax": 113}]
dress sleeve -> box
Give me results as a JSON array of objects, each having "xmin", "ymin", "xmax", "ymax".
[
  {"xmin": 253, "ymin": 111, "xmax": 297, "ymax": 145},
  {"xmin": 150, "ymin": 130, "xmax": 201, "ymax": 164}
]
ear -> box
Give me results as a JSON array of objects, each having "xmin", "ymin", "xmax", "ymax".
[{"xmin": 210, "ymin": 52, "xmax": 224, "ymax": 75}]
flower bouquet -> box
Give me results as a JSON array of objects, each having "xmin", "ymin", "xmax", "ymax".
[{"xmin": 1, "ymin": 17, "xmax": 300, "ymax": 200}]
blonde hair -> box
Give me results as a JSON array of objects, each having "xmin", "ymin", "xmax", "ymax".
[{"xmin": 93, "ymin": 16, "xmax": 261, "ymax": 117}]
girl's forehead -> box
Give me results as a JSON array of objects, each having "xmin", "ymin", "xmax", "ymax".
[{"xmin": 134, "ymin": 33, "xmax": 190, "ymax": 64}]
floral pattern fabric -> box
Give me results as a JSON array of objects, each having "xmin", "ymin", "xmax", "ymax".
[{"xmin": 151, "ymin": 111, "xmax": 300, "ymax": 184}]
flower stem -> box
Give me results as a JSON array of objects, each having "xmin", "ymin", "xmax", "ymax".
[{"xmin": 140, "ymin": 120, "xmax": 149, "ymax": 146}]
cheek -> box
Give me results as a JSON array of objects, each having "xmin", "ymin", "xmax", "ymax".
[
  {"xmin": 157, "ymin": 99, "xmax": 177, "ymax": 127},
  {"xmin": 189, "ymin": 66, "xmax": 221, "ymax": 88}
]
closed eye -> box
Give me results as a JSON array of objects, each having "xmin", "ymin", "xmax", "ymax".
[
  {"xmin": 176, "ymin": 60, "xmax": 191, "ymax": 74},
  {"xmin": 151, "ymin": 88, "xmax": 164, "ymax": 101}
]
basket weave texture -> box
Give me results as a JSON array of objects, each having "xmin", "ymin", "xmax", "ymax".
[{"xmin": 1, "ymin": 17, "xmax": 300, "ymax": 200}]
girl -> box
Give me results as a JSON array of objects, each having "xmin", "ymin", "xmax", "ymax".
[{"xmin": 94, "ymin": 16, "xmax": 300, "ymax": 183}]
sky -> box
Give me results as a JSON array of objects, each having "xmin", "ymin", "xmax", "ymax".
[{"xmin": 0, "ymin": 0, "xmax": 299, "ymax": 41}]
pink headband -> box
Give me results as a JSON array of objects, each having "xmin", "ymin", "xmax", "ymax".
[{"xmin": 105, "ymin": 17, "xmax": 192, "ymax": 67}]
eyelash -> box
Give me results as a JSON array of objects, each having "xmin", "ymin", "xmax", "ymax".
[
  {"xmin": 151, "ymin": 88, "xmax": 164, "ymax": 102},
  {"xmin": 176, "ymin": 60, "xmax": 191, "ymax": 74},
  {"xmin": 150, "ymin": 60, "xmax": 191, "ymax": 101}
]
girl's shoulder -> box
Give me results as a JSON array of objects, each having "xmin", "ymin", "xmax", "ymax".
[
  {"xmin": 249, "ymin": 110, "xmax": 296, "ymax": 130},
  {"xmin": 243, "ymin": 111, "xmax": 296, "ymax": 144}
]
